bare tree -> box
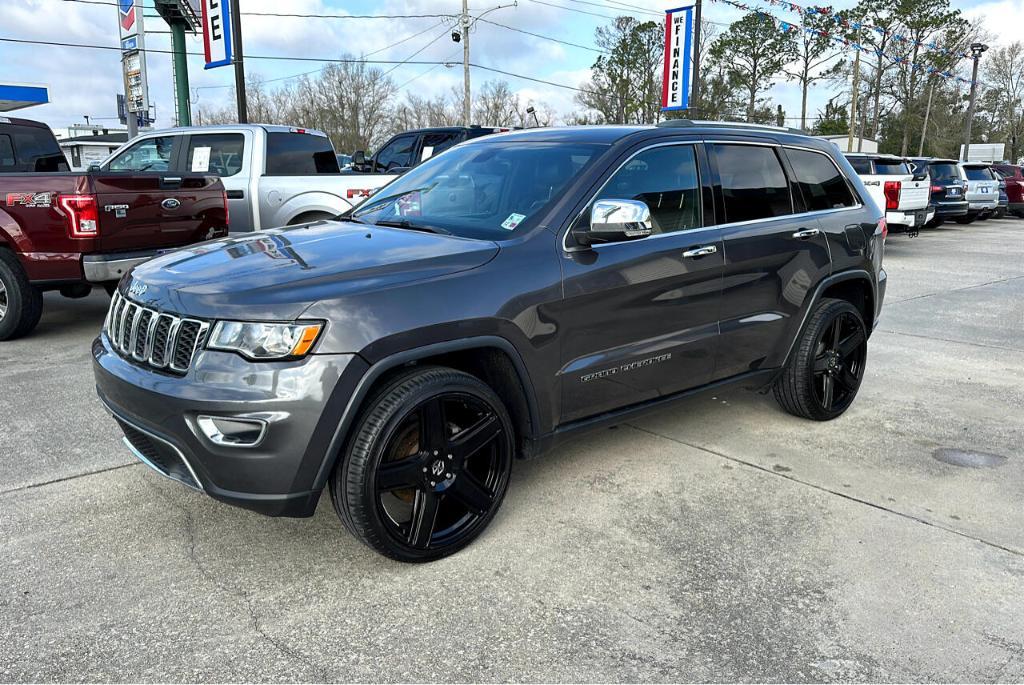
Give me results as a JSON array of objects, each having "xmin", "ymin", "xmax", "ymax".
[{"xmin": 983, "ymin": 42, "xmax": 1024, "ymax": 161}]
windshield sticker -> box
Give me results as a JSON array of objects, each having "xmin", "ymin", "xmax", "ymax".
[
  {"xmin": 501, "ymin": 213, "xmax": 526, "ymax": 230},
  {"xmin": 191, "ymin": 146, "xmax": 211, "ymax": 172}
]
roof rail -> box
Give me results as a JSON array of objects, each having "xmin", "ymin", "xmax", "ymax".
[{"xmin": 656, "ymin": 119, "xmax": 806, "ymax": 135}]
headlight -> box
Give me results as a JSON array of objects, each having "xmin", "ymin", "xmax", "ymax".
[{"xmin": 208, "ymin": 321, "xmax": 323, "ymax": 360}]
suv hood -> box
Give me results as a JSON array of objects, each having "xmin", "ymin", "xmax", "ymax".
[{"xmin": 126, "ymin": 220, "xmax": 500, "ymax": 320}]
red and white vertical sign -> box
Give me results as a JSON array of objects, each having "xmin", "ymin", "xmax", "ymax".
[
  {"xmin": 201, "ymin": 0, "xmax": 233, "ymax": 69},
  {"xmin": 661, "ymin": 4, "xmax": 694, "ymax": 111}
]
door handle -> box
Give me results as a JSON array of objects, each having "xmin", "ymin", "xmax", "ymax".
[
  {"xmin": 792, "ymin": 228, "xmax": 820, "ymax": 239},
  {"xmin": 682, "ymin": 245, "xmax": 718, "ymax": 258},
  {"xmin": 226, "ymin": 190, "xmax": 245, "ymax": 199}
]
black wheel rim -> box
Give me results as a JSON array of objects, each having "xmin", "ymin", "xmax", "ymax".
[
  {"xmin": 811, "ymin": 311, "xmax": 867, "ymax": 412},
  {"xmin": 373, "ymin": 392, "xmax": 510, "ymax": 551}
]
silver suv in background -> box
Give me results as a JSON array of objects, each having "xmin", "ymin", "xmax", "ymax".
[
  {"xmin": 959, "ymin": 162, "xmax": 1000, "ymax": 224},
  {"xmin": 98, "ymin": 125, "xmax": 398, "ymax": 232}
]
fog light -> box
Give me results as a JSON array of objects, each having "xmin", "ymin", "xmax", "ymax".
[{"xmin": 197, "ymin": 416, "xmax": 267, "ymax": 447}]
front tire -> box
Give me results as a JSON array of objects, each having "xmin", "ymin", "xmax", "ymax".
[
  {"xmin": 330, "ymin": 367, "xmax": 515, "ymax": 562},
  {"xmin": 773, "ymin": 298, "xmax": 868, "ymax": 421},
  {"xmin": 0, "ymin": 250, "xmax": 44, "ymax": 341}
]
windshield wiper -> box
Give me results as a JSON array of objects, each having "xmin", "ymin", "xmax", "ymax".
[{"xmin": 373, "ymin": 218, "xmax": 451, "ymax": 235}]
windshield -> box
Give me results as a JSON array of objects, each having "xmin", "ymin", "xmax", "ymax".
[{"xmin": 352, "ymin": 141, "xmax": 605, "ymax": 239}]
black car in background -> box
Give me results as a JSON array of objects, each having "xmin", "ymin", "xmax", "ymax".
[
  {"xmin": 911, "ymin": 157, "xmax": 968, "ymax": 227},
  {"xmin": 94, "ymin": 122, "xmax": 886, "ymax": 562},
  {"xmin": 348, "ymin": 125, "xmax": 515, "ymax": 173}
]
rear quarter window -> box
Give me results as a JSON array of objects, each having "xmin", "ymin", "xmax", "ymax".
[
  {"xmin": 3, "ymin": 125, "xmax": 68, "ymax": 172},
  {"xmin": 787, "ymin": 148, "xmax": 857, "ymax": 211},
  {"xmin": 265, "ymin": 132, "xmax": 340, "ymax": 175}
]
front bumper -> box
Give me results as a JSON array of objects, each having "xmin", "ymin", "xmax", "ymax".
[{"xmin": 92, "ymin": 332, "xmax": 362, "ymax": 517}]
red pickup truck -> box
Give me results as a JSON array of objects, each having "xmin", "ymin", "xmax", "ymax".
[{"xmin": 0, "ymin": 117, "xmax": 228, "ymax": 340}]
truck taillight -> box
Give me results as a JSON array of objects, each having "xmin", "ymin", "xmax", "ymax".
[
  {"xmin": 883, "ymin": 180, "xmax": 901, "ymax": 210},
  {"xmin": 57, "ymin": 194, "xmax": 99, "ymax": 238}
]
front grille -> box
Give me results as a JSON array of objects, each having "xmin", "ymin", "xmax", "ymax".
[{"xmin": 106, "ymin": 291, "xmax": 209, "ymax": 375}]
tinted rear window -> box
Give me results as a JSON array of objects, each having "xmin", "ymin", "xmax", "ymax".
[
  {"xmin": 265, "ymin": 132, "xmax": 340, "ymax": 175},
  {"xmin": 874, "ymin": 160, "xmax": 910, "ymax": 175},
  {"xmin": 929, "ymin": 163, "xmax": 960, "ymax": 182},
  {"xmin": 788, "ymin": 148, "xmax": 856, "ymax": 211},
  {"xmin": 0, "ymin": 124, "xmax": 68, "ymax": 172},
  {"xmin": 847, "ymin": 157, "xmax": 871, "ymax": 174},
  {"xmin": 964, "ymin": 166, "xmax": 993, "ymax": 181},
  {"xmin": 713, "ymin": 144, "xmax": 792, "ymax": 222}
]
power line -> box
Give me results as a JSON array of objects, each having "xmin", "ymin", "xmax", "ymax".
[
  {"xmin": 476, "ymin": 17, "xmax": 607, "ymax": 53},
  {"xmin": 564, "ymin": 0, "xmax": 661, "ymax": 18},
  {"xmin": 381, "ymin": 28, "xmax": 454, "ymax": 78},
  {"xmin": 59, "ymin": 0, "xmax": 458, "ymax": 20},
  {"xmin": 396, "ymin": 51, "xmax": 464, "ymax": 90}
]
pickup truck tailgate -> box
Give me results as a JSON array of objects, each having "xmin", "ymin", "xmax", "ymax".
[
  {"xmin": 899, "ymin": 180, "xmax": 930, "ymax": 210},
  {"xmin": 92, "ymin": 173, "xmax": 226, "ymax": 252}
]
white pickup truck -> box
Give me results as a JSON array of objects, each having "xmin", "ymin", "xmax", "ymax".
[
  {"xmin": 845, "ymin": 153, "xmax": 932, "ymax": 234},
  {"xmin": 98, "ymin": 125, "xmax": 399, "ymax": 232}
]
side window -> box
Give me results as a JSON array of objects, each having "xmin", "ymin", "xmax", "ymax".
[
  {"xmin": 787, "ymin": 148, "xmax": 856, "ymax": 211},
  {"xmin": 419, "ymin": 132, "xmax": 461, "ymax": 162},
  {"xmin": 108, "ymin": 136, "xmax": 175, "ymax": 172},
  {"xmin": 0, "ymin": 134, "xmax": 15, "ymax": 169},
  {"xmin": 265, "ymin": 132, "xmax": 339, "ymax": 175},
  {"xmin": 593, "ymin": 145, "xmax": 702, "ymax": 235},
  {"xmin": 186, "ymin": 133, "xmax": 244, "ymax": 176},
  {"xmin": 713, "ymin": 144, "xmax": 791, "ymax": 223},
  {"xmin": 10, "ymin": 127, "xmax": 69, "ymax": 172},
  {"xmin": 847, "ymin": 157, "xmax": 871, "ymax": 174},
  {"xmin": 374, "ymin": 135, "xmax": 417, "ymax": 171}
]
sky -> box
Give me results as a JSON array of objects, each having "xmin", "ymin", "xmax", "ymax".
[{"xmin": 0, "ymin": 0, "xmax": 1018, "ymax": 137}]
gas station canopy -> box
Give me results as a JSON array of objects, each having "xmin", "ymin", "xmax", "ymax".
[{"xmin": 0, "ymin": 83, "xmax": 49, "ymax": 112}]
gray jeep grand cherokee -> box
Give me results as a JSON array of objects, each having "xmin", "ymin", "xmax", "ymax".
[{"xmin": 93, "ymin": 122, "xmax": 886, "ymax": 562}]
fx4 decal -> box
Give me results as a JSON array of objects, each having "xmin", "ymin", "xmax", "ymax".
[{"xmin": 5, "ymin": 192, "xmax": 55, "ymax": 208}]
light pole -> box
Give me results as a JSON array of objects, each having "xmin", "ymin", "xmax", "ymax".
[{"xmin": 962, "ymin": 42, "xmax": 989, "ymax": 161}]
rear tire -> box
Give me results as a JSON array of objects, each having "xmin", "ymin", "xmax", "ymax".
[
  {"xmin": 773, "ymin": 298, "xmax": 868, "ymax": 421},
  {"xmin": 0, "ymin": 250, "xmax": 44, "ymax": 341},
  {"xmin": 330, "ymin": 366, "xmax": 515, "ymax": 562}
]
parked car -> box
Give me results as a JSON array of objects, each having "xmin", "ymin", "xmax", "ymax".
[
  {"xmin": 993, "ymin": 169, "xmax": 1010, "ymax": 218},
  {"xmin": 348, "ymin": 125, "xmax": 513, "ymax": 174},
  {"xmin": 93, "ymin": 122, "xmax": 886, "ymax": 561},
  {"xmin": 845, "ymin": 153, "xmax": 930, "ymax": 233},
  {"xmin": 97, "ymin": 124, "xmax": 388, "ymax": 232},
  {"xmin": 0, "ymin": 117, "xmax": 227, "ymax": 341},
  {"xmin": 910, "ymin": 158, "xmax": 968, "ymax": 226},
  {"xmin": 958, "ymin": 162, "xmax": 1000, "ymax": 223},
  {"xmin": 992, "ymin": 163, "xmax": 1024, "ymax": 218}
]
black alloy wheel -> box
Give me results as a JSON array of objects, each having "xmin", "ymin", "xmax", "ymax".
[
  {"xmin": 331, "ymin": 367, "xmax": 514, "ymax": 562},
  {"xmin": 810, "ymin": 309, "xmax": 867, "ymax": 414},
  {"xmin": 774, "ymin": 298, "xmax": 868, "ymax": 421}
]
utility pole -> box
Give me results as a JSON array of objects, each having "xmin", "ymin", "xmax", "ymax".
[
  {"xmin": 847, "ymin": 47, "xmax": 861, "ymax": 153},
  {"xmin": 918, "ymin": 78, "xmax": 936, "ymax": 157},
  {"xmin": 461, "ymin": 0, "xmax": 471, "ymax": 126},
  {"xmin": 231, "ymin": 0, "xmax": 248, "ymax": 123},
  {"xmin": 690, "ymin": 0, "xmax": 702, "ymax": 114},
  {"xmin": 961, "ymin": 42, "xmax": 988, "ymax": 161}
]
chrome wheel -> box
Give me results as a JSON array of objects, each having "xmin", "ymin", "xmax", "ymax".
[{"xmin": 0, "ymin": 279, "xmax": 7, "ymax": 321}]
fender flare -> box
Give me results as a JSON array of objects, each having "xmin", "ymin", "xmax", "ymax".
[
  {"xmin": 777, "ymin": 269, "xmax": 876, "ymax": 369},
  {"xmin": 275, "ymin": 191, "xmax": 352, "ymax": 226},
  {"xmin": 309, "ymin": 335, "xmax": 541, "ymax": 492}
]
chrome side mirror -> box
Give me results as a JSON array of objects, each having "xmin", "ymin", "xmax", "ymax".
[{"xmin": 573, "ymin": 199, "xmax": 653, "ymax": 246}]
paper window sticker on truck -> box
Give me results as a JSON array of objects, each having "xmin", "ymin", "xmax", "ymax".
[
  {"xmin": 191, "ymin": 147, "xmax": 212, "ymax": 172},
  {"xmin": 421, "ymin": 146, "xmax": 434, "ymax": 161}
]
